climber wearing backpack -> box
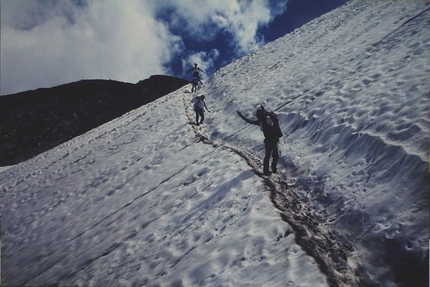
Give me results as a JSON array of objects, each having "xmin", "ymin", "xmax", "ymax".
[
  {"xmin": 237, "ymin": 105, "xmax": 283, "ymax": 175},
  {"xmin": 187, "ymin": 63, "xmax": 205, "ymax": 80},
  {"xmin": 192, "ymin": 95, "xmax": 210, "ymax": 125}
]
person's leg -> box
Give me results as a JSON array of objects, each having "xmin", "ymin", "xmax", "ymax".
[
  {"xmin": 195, "ymin": 110, "xmax": 200, "ymax": 124},
  {"xmin": 263, "ymin": 141, "xmax": 273, "ymax": 175},
  {"xmin": 199, "ymin": 110, "xmax": 205, "ymax": 124},
  {"xmin": 271, "ymin": 142, "xmax": 279, "ymax": 173}
]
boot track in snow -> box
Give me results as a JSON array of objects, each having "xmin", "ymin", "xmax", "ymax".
[{"xmin": 182, "ymin": 90, "xmax": 367, "ymax": 287}]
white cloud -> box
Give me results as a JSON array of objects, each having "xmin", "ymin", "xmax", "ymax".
[
  {"xmin": 1, "ymin": 0, "xmax": 182, "ymax": 95},
  {"xmin": 0, "ymin": 0, "xmax": 287, "ymax": 95},
  {"xmin": 158, "ymin": 0, "xmax": 288, "ymax": 55}
]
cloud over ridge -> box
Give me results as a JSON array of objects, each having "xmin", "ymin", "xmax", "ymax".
[{"xmin": 1, "ymin": 0, "xmax": 287, "ymax": 95}]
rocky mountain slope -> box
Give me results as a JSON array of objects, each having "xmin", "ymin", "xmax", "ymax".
[{"xmin": 0, "ymin": 75, "xmax": 189, "ymax": 166}]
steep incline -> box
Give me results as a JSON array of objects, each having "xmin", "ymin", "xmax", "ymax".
[
  {"xmin": 1, "ymin": 1, "xmax": 428, "ymax": 286},
  {"xmin": 198, "ymin": 1, "xmax": 430, "ymax": 286}
]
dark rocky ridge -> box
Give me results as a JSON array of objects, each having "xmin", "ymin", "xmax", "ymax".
[{"xmin": 0, "ymin": 75, "xmax": 190, "ymax": 166}]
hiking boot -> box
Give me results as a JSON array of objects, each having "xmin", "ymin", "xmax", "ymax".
[
  {"xmin": 263, "ymin": 168, "xmax": 271, "ymax": 176},
  {"xmin": 272, "ymin": 166, "xmax": 277, "ymax": 174}
]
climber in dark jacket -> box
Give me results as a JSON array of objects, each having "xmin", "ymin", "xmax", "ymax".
[{"xmin": 237, "ymin": 105, "xmax": 283, "ymax": 175}]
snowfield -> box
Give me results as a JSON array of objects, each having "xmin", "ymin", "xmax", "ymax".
[{"xmin": 1, "ymin": 1, "xmax": 429, "ymax": 286}]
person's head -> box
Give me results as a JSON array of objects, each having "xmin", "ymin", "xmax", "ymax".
[
  {"xmin": 201, "ymin": 95, "xmax": 205, "ymax": 100},
  {"xmin": 194, "ymin": 63, "xmax": 198, "ymax": 67},
  {"xmin": 256, "ymin": 108, "xmax": 265, "ymax": 120}
]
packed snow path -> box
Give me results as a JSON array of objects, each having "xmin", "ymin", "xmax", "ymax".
[{"xmin": 184, "ymin": 91, "xmax": 359, "ymax": 286}]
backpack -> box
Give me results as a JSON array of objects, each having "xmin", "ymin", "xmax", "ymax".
[
  {"xmin": 193, "ymin": 96, "xmax": 203, "ymax": 110},
  {"xmin": 269, "ymin": 113, "xmax": 284, "ymax": 138},
  {"xmin": 272, "ymin": 115, "xmax": 283, "ymax": 138},
  {"xmin": 261, "ymin": 113, "xmax": 283, "ymax": 139}
]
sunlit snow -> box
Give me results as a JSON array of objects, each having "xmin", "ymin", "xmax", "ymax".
[{"xmin": 1, "ymin": 1, "xmax": 429, "ymax": 286}]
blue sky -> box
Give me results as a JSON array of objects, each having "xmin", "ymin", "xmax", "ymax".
[{"xmin": 0, "ymin": 0, "xmax": 348, "ymax": 95}]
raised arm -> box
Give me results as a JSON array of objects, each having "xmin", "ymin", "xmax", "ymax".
[{"xmin": 237, "ymin": 111, "xmax": 259, "ymax": 125}]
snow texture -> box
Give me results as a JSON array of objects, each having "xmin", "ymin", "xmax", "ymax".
[{"xmin": 1, "ymin": 1, "xmax": 429, "ymax": 286}]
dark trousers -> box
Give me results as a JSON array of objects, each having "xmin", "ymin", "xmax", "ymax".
[
  {"xmin": 264, "ymin": 139, "xmax": 279, "ymax": 174},
  {"xmin": 195, "ymin": 108, "xmax": 204, "ymax": 124},
  {"xmin": 192, "ymin": 83, "xmax": 198, "ymax": 93}
]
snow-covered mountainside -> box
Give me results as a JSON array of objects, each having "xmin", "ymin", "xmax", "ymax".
[{"xmin": 1, "ymin": 1, "xmax": 429, "ymax": 286}]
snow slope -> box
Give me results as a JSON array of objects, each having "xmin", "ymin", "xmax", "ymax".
[{"xmin": 1, "ymin": 1, "xmax": 429, "ymax": 286}]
